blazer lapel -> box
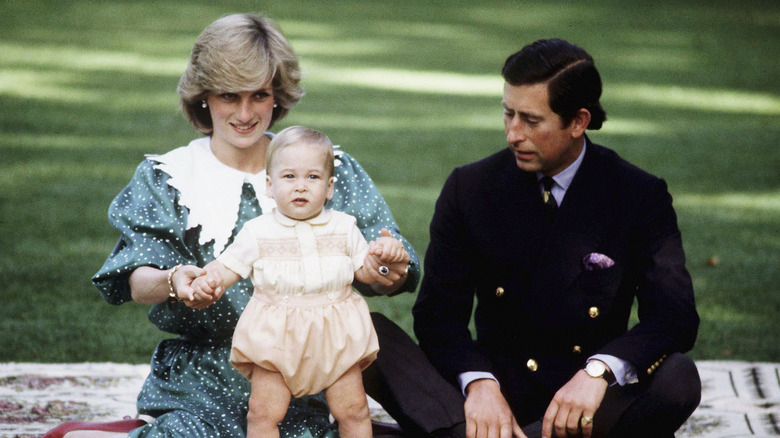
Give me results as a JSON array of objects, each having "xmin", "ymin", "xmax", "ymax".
[
  {"xmin": 533, "ymin": 143, "xmax": 616, "ymax": 296},
  {"xmin": 493, "ymin": 150, "xmax": 548, "ymax": 274}
]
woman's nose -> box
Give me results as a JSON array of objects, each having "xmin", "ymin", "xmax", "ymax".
[{"xmin": 237, "ymin": 98, "xmax": 253, "ymax": 120}]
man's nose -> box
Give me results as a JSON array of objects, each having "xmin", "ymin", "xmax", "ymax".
[{"xmin": 506, "ymin": 117, "xmax": 526, "ymax": 143}]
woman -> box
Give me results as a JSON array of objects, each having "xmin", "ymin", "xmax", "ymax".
[{"xmin": 47, "ymin": 13, "xmax": 418, "ymax": 438}]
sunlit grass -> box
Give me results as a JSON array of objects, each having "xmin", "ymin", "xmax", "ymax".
[
  {"xmin": 2, "ymin": 133, "xmax": 146, "ymax": 151},
  {"xmin": 676, "ymin": 191, "xmax": 780, "ymax": 214},
  {"xmin": 0, "ymin": 42, "xmax": 186, "ymax": 75},
  {"xmin": 607, "ymin": 84, "xmax": 780, "ymax": 114},
  {"xmin": 303, "ymin": 62, "xmax": 502, "ymax": 96},
  {"xmin": 1, "ymin": 0, "xmax": 778, "ymax": 364}
]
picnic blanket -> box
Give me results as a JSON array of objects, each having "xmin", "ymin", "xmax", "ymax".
[{"xmin": 1, "ymin": 361, "xmax": 778, "ymax": 437}]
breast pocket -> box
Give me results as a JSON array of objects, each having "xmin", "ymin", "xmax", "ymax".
[{"xmin": 578, "ymin": 266, "xmax": 621, "ymax": 297}]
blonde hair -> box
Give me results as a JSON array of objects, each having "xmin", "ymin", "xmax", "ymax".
[
  {"xmin": 177, "ymin": 13, "xmax": 304, "ymax": 134},
  {"xmin": 266, "ymin": 126, "xmax": 335, "ymax": 177}
]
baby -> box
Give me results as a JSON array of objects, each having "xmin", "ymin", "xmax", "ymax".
[{"xmin": 191, "ymin": 126, "xmax": 408, "ymax": 438}]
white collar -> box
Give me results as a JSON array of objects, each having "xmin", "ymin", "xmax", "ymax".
[
  {"xmin": 146, "ymin": 137, "xmax": 276, "ymax": 256},
  {"xmin": 537, "ymin": 138, "xmax": 587, "ymax": 191},
  {"xmin": 273, "ymin": 208, "xmax": 332, "ymax": 227}
]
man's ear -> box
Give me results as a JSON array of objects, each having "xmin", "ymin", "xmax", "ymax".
[{"xmin": 570, "ymin": 108, "xmax": 591, "ymax": 138}]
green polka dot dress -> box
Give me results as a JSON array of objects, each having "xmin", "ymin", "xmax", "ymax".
[{"xmin": 92, "ymin": 137, "xmax": 420, "ymax": 437}]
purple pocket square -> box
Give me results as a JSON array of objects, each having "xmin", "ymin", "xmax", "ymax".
[{"xmin": 583, "ymin": 253, "xmax": 615, "ymax": 271}]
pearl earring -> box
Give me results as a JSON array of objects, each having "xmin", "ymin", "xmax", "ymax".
[
  {"xmin": 201, "ymin": 101, "xmax": 207, "ymax": 108},
  {"xmin": 273, "ymin": 103, "xmax": 278, "ymax": 108}
]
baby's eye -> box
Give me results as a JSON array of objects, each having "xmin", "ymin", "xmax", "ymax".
[
  {"xmin": 307, "ymin": 174, "xmax": 320, "ymax": 180},
  {"xmin": 282, "ymin": 174, "xmax": 294, "ymax": 179}
]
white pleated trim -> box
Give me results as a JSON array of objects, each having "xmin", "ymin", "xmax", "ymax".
[{"xmin": 146, "ymin": 136, "xmax": 277, "ymax": 256}]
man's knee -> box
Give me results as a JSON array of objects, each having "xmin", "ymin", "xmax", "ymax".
[
  {"xmin": 652, "ymin": 352, "xmax": 701, "ymax": 415},
  {"xmin": 600, "ymin": 353, "xmax": 701, "ymax": 437}
]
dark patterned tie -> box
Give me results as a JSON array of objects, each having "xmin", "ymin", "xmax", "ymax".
[{"xmin": 541, "ymin": 176, "xmax": 558, "ymax": 213}]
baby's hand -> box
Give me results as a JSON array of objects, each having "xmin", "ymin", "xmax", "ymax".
[
  {"xmin": 190, "ymin": 275, "xmax": 218, "ymax": 301},
  {"xmin": 369, "ymin": 228, "xmax": 409, "ymax": 263}
]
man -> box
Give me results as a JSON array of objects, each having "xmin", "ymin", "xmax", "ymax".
[{"xmin": 413, "ymin": 39, "xmax": 701, "ymax": 438}]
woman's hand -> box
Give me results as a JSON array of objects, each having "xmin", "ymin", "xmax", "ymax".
[
  {"xmin": 356, "ymin": 229, "xmax": 410, "ymax": 294},
  {"xmin": 175, "ymin": 262, "xmax": 235, "ymax": 309},
  {"xmin": 129, "ymin": 264, "xmax": 224, "ymax": 309},
  {"xmin": 175, "ymin": 267, "xmax": 219, "ymax": 309}
]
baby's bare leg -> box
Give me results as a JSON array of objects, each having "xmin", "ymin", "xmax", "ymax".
[
  {"xmin": 325, "ymin": 365, "xmax": 372, "ymax": 438},
  {"xmin": 247, "ymin": 365, "xmax": 291, "ymax": 438}
]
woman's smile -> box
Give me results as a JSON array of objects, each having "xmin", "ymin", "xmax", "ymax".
[{"xmin": 231, "ymin": 121, "xmax": 258, "ymax": 134}]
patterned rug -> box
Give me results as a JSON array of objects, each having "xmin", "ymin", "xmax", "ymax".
[{"xmin": 1, "ymin": 361, "xmax": 778, "ymax": 437}]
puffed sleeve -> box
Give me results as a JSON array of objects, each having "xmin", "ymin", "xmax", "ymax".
[
  {"xmin": 346, "ymin": 215, "xmax": 370, "ymax": 271},
  {"xmin": 327, "ymin": 151, "xmax": 420, "ymax": 296},
  {"xmin": 217, "ymin": 222, "xmax": 260, "ymax": 280},
  {"xmin": 92, "ymin": 160, "xmax": 196, "ymax": 305}
]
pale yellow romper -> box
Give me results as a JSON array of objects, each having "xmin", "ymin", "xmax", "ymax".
[{"xmin": 220, "ymin": 208, "xmax": 379, "ymax": 397}]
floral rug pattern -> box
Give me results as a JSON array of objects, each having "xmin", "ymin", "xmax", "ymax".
[{"xmin": 0, "ymin": 361, "xmax": 778, "ymax": 437}]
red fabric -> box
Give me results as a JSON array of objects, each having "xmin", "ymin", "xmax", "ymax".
[{"xmin": 43, "ymin": 418, "xmax": 147, "ymax": 437}]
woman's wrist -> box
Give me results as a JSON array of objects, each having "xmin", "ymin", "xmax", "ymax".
[{"xmin": 167, "ymin": 264, "xmax": 184, "ymax": 303}]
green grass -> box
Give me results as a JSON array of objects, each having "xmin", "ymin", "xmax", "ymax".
[{"xmin": 1, "ymin": 0, "xmax": 778, "ymax": 363}]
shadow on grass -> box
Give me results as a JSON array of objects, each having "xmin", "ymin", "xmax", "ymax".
[{"xmin": 1, "ymin": 0, "xmax": 777, "ymax": 363}]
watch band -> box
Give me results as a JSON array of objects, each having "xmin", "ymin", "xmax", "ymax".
[{"xmin": 585, "ymin": 360, "xmax": 616, "ymax": 385}]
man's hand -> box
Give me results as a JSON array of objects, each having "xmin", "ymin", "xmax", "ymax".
[
  {"xmin": 464, "ymin": 379, "xmax": 527, "ymax": 438},
  {"xmin": 541, "ymin": 370, "xmax": 608, "ymax": 438}
]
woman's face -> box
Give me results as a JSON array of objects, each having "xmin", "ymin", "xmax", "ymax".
[{"xmin": 206, "ymin": 86, "xmax": 275, "ymax": 154}]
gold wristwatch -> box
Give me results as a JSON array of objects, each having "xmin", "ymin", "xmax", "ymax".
[{"xmin": 584, "ymin": 360, "xmax": 616, "ymax": 385}]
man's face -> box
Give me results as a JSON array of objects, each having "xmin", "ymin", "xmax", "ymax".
[{"xmin": 502, "ymin": 82, "xmax": 585, "ymax": 176}]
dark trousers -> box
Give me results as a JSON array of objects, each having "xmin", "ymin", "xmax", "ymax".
[
  {"xmin": 363, "ymin": 313, "xmax": 466, "ymax": 437},
  {"xmin": 364, "ymin": 313, "xmax": 701, "ymax": 438}
]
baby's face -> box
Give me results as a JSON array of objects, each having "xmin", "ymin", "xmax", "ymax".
[{"xmin": 266, "ymin": 142, "xmax": 334, "ymax": 220}]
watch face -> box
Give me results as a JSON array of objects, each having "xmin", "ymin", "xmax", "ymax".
[{"xmin": 586, "ymin": 360, "xmax": 606, "ymax": 377}]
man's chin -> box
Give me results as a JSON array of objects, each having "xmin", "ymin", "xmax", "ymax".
[{"xmin": 514, "ymin": 158, "xmax": 541, "ymax": 173}]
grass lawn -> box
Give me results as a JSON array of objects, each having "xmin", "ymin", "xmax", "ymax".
[{"xmin": 1, "ymin": 0, "xmax": 778, "ymax": 363}]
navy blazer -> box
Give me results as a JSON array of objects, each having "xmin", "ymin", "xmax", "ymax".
[{"xmin": 413, "ymin": 140, "xmax": 698, "ymax": 420}]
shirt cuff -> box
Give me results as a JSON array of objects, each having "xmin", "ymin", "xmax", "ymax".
[
  {"xmin": 458, "ymin": 371, "xmax": 499, "ymax": 397},
  {"xmin": 590, "ymin": 354, "xmax": 638, "ymax": 386}
]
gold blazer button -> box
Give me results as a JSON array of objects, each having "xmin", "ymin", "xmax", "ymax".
[
  {"xmin": 526, "ymin": 359, "xmax": 538, "ymax": 372},
  {"xmin": 572, "ymin": 345, "xmax": 582, "ymax": 354},
  {"xmin": 495, "ymin": 287, "xmax": 505, "ymax": 297},
  {"xmin": 588, "ymin": 307, "xmax": 600, "ymax": 318}
]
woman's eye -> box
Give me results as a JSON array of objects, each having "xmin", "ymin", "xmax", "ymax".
[
  {"xmin": 220, "ymin": 93, "xmax": 237, "ymax": 100},
  {"xmin": 253, "ymin": 91, "xmax": 271, "ymax": 100}
]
